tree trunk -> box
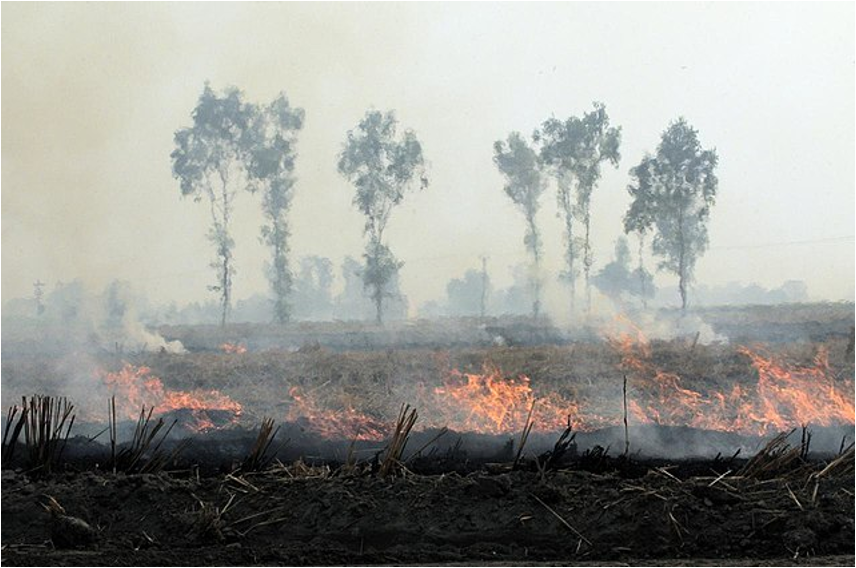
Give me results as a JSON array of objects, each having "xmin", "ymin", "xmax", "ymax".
[
  {"xmin": 273, "ymin": 260, "xmax": 289, "ymax": 325},
  {"xmin": 583, "ymin": 207, "xmax": 592, "ymax": 315},
  {"xmin": 677, "ymin": 199, "xmax": 688, "ymax": 312},
  {"xmin": 218, "ymin": 170, "xmax": 232, "ymax": 328},
  {"xmin": 480, "ymin": 256, "xmax": 488, "ymax": 319},
  {"xmin": 638, "ymin": 233, "xmax": 647, "ymax": 309},
  {"xmin": 527, "ymin": 213, "xmax": 541, "ymax": 320},
  {"xmin": 221, "ymin": 251, "xmax": 230, "ymax": 327},
  {"xmin": 271, "ymin": 222, "xmax": 291, "ymax": 325},
  {"xmin": 558, "ymin": 177, "xmax": 575, "ymax": 320},
  {"xmin": 678, "ymin": 225, "xmax": 688, "ymax": 312},
  {"xmin": 374, "ymin": 283, "xmax": 384, "ymax": 325},
  {"xmin": 568, "ymin": 262, "xmax": 576, "ymax": 318}
]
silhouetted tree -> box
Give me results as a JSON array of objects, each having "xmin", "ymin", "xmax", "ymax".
[
  {"xmin": 171, "ymin": 84, "xmax": 255, "ymax": 326},
  {"xmin": 625, "ymin": 118, "xmax": 718, "ymax": 310},
  {"xmin": 334, "ymin": 256, "xmax": 408, "ymax": 321},
  {"xmin": 592, "ymin": 237, "xmax": 654, "ymax": 306},
  {"xmin": 493, "ymin": 132, "xmax": 545, "ymax": 318},
  {"xmin": 623, "ymin": 169, "xmax": 656, "ymax": 309},
  {"xmin": 337, "ymin": 110, "xmax": 427, "ymax": 324},
  {"xmin": 33, "ymin": 280, "xmax": 45, "ymax": 316},
  {"xmin": 292, "ymin": 256, "xmax": 334, "ymax": 320},
  {"xmin": 245, "ymin": 93, "xmax": 305, "ymax": 323},
  {"xmin": 446, "ymin": 268, "xmax": 490, "ymax": 317},
  {"xmin": 536, "ymin": 102, "xmax": 621, "ymax": 316}
]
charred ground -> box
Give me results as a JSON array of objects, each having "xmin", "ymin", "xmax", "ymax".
[{"xmin": 2, "ymin": 303, "xmax": 854, "ymax": 565}]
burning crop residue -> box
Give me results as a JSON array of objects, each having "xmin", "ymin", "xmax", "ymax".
[
  {"xmin": 613, "ymin": 330, "xmax": 855, "ymax": 437},
  {"xmin": 284, "ymin": 335, "xmax": 853, "ymax": 441},
  {"xmin": 100, "ymin": 364, "xmax": 242, "ymax": 432},
  {"xmin": 220, "ymin": 342, "xmax": 247, "ymax": 354},
  {"xmin": 87, "ymin": 318, "xmax": 851, "ymax": 442},
  {"xmin": 736, "ymin": 347, "xmax": 854, "ymax": 434},
  {"xmin": 286, "ymin": 386, "xmax": 388, "ymax": 441},
  {"xmin": 284, "ymin": 364, "xmax": 608, "ymax": 439},
  {"xmin": 425, "ymin": 365, "xmax": 593, "ymax": 434},
  {"xmin": 429, "ymin": 366, "xmax": 539, "ymax": 434}
]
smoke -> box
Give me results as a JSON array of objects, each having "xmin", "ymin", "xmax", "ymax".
[
  {"xmin": 2, "ymin": 279, "xmax": 185, "ymax": 354},
  {"xmin": 118, "ymin": 313, "xmax": 186, "ymax": 354},
  {"xmin": 627, "ymin": 311, "xmax": 725, "ymax": 345},
  {"xmin": 101, "ymin": 280, "xmax": 185, "ymax": 352},
  {"xmin": 595, "ymin": 307, "xmax": 727, "ymax": 345}
]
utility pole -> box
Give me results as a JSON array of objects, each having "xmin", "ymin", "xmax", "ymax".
[{"xmin": 480, "ymin": 256, "xmax": 488, "ymax": 319}]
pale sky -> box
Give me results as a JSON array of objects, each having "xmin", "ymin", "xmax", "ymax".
[{"xmin": 2, "ymin": 2, "xmax": 854, "ymax": 315}]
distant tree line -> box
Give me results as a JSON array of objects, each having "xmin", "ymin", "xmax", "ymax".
[
  {"xmin": 493, "ymin": 105, "xmax": 718, "ymax": 319},
  {"xmin": 171, "ymin": 85, "xmax": 305, "ymax": 326},
  {"xmin": 172, "ymin": 86, "xmax": 424, "ymax": 326},
  {"xmin": 171, "ymin": 84, "xmax": 717, "ymax": 326}
]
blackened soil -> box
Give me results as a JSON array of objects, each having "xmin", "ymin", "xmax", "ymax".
[{"xmin": 2, "ymin": 463, "xmax": 853, "ymax": 566}]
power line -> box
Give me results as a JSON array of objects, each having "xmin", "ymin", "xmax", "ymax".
[{"xmin": 709, "ymin": 235, "xmax": 854, "ymax": 251}]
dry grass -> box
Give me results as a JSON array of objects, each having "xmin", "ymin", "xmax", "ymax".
[
  {"xmin": 2, "ymin": 403, "xmax": 27, "ymax": 462},
  {"xmin": 109, "ymin": 402, "xmax": 186, "ymax": 474},
  {"xmin": 379, "ymin": 404, "xmax": 418, "ymax": 477},
  {"xmin": 21, "ymin": 395, "xmax": 75, "ymax": 474},
  {"xmin": 238, "ymin": 417, "xmax": 282, "ymax": 473}
]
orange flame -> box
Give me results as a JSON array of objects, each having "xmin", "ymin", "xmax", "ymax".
[
  {"xmin": 430, "ymin": 366, "xmax": 537, "ymax": 434},
  {"xmin": 285, "ymin": 336, "xmax": 853, "ymax": 440},
  {"xmin": 286, "ymin": 386, "xmax": 387, "ymax": 441},
  {"xmin": 285, "ymin": 365, "xmax": 602, "ymax": 438},
  {"xmin": 220, "ymin": 342, "xmax": 247, "ymax": 354},
  {"xmin": 101, "ymin": 364, "xmax": 242, "ymax": 432},
  {"xmin": 423, "ymin": 365, "xmax": 587, "ymax": 434},
  {"xmin": 735, "ymin": 347, "xmax": 854, "ymax": 434},
  {"xmin": 612, "ymin": 330, "xmax": 854, "ymax": 436}
]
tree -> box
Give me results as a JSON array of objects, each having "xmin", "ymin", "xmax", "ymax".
[
  {"xmin": 334, "ymin": 256, "xmax": 408, "ymax": 321},
  {"xmin": 171, "ymin": 84, "xmax": 256, "ymax": 326},
  {"xmin": 337, "ymin": 110, "xmax": 427, "ymax": 324},
  {"xmin": 334, "ymin": 256, "xmax": 373, "ymax": 321},
  {"xmin": 446, "ymin": 268, "xmax": 489, "ymax": 317},
  {"xmin": 245, "ymin": 93, "xmax": 305, "ymax": 324},
  {"xmin": 624, "ymin": 118, "xmax": 718, "ymax": 310},
  {"xmin": 592, "ymin": 237, "xmax": 632, "ymax": 302},
  {"xmin": 292, "ymin": 256, "xmax": 334, "ymax": 320},
  {"xmin": 493, "ymin": 132, "xmax": 545, "ymax": 318},
  {"xmin": 536, "ymin": 102, "xmax": 621, "ymax": 316},
  {"xmin": 592, "ymin": 237, "xmax": 654, "ymax": 306},
  {"xmin": 33, "ymin": 280, "xmax": 45, "ymax": 316},
  {"xmin": 623, "ymin": 165, "xmax": 656, "ymax": 309}
]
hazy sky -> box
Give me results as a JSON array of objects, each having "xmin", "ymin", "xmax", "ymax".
[{"xmin": 2, "ymin": 2, "xmax": 854, "ymax": 315}]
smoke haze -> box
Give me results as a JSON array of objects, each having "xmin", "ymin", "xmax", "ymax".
[{"xmin": 3, "ymin": 2, "xmax": 854, "ymax": 316}]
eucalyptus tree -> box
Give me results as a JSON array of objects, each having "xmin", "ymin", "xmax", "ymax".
[
  {"xmin": 337, "ymin": 110, "xmax": 428, "ymax": 324},
  {"xmin": 493, "ymin": 132, "xmax": 546, "ymax": 318},
  {"xmin": 171, "ymin": 84, "xmax": 256, "ymax": 326},
  {"xmin": 624, "ymin": 118, "xmax": 718, "ymax": 310},
  {"xmin": 535, "ymin": 102, "xmax": 621, "ymax": 316},
  {"xmin": 245, "ymin": 93, "xmax": 305, "ymax": 323}
]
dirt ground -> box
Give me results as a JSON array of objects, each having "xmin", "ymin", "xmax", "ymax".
[
  {"xmin": 2, "ymin": 453, "xmax": 853, "ymax": 566},
  {"xmin": 2, "ymin": 308, "xmax": 853, "ymax": 566},
  {"xmin": 2, "ymin": 336, "xmax": 853, "ymax": 443}
]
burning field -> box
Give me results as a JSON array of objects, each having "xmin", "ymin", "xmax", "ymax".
[{"xmin": 1, "ymin": 312, "xmax": 854, "ymax": 565}]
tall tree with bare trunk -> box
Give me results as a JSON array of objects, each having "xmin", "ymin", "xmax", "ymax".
[
  {"xmin": 493, "ymin": 132, "xmax": 546, "ymax": 318},
  {"xmin": 625, "ymin": 118, "xmax": 718, "ymax": 311},
  {"xmin": 337, "ymin": 110, "xmax": 427, "ymax": 324},
  {"xmin": 171, "ymin": 84, "xmax": 256, "ymax": 326},
  {"xmin": 536, "ymin": 102, "xmax": 621, "ymax": 317},
  {"xmin": 245, "ymin": 93, "xmax": 305, "ymax": 324}
]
